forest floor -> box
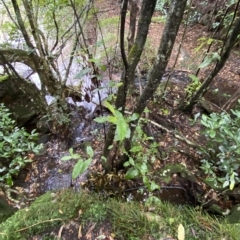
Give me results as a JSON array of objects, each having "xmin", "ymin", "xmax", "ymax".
[{"xmin": 2, "ymin": 2, "xmax": 240, "ymax": 239}]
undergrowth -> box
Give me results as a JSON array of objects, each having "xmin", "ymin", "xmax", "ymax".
[{"xmin": 0, "ymin": 190, "xmax": 238, "ymax": 240}]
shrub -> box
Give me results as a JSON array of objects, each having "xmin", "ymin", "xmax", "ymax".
[
  {"xmin": 0, "ymin": 103, "xmax": 41, "ymax": 185},
  {"xmin": 200, "ymin": 110, "xmax": 240, "ymax": 190}
]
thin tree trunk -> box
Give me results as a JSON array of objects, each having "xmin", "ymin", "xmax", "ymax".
[
  {"xmin": 102, "ymin": 0, "xmax": 156, "ymax": 171},
  {"xmin": 116, "ymin": 0, "xmax": 188, "ymax": 168},
  {"xmin": 127, "ymin": 0, "xmax": 139, "ymax": 52},
  {"xmin": 181, "ymin": 13, "xmax": 240, "ymax": 112}
]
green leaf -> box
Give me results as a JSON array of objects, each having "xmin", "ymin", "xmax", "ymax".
[
  {"xmin": 223, "ymin": 180, "xmax": 229, "ymax": 188},
  {"xmin": 209, "ymin": 130, "xmax": 216, "ymax": 138},
  {"xmin": 125, "ymin": 168, "xmax": 139, "ymax": 179},
  {"xmin": 72, "ymin": 158, "xmax": 92, "ymax": 179},
  {"xmin": 123, "ymin": 161, "xmax": 130, "ymax": 167},
  {"xmin": 81, "ymin": 158, "xmax": 92, "ymax": 173},
  {"xmin": 149, "ymin": 181, "xmax": 160, "ymax": 191},
  {"xmin": 86, "ymin": 145, "xmax": 94, "ymax": 157},
  {"xmin": 130, "ymin": 145, "xmax": 142, "ymax": 152},
  {"xmin": 129, "ymin": 157, "xmax": 135, "ymax": 166},
  {"xmin": 94, "ymin": 116, "xmax": 108, "ymax": 123},
  {"xmin": 103, "ymin": 101, "xmax": 116, "ymax": 116},
  {"xmin": 74, "ymin": 68, "xmax": 92, "ymax": 79},
  {"xmin": 189, "ymin": 74, "xmax": 199, "ymax": 82},
  {"xmin": 178, "ymin": 224, "xmax": 185, "ymax": 240},
  {"xmin": 72, "ymin": 160, "xmax": 84, "ymax": 179},
  {"xmin": 129, "ymin": 113, "xmax": 139, "ymax": 122},
  {"xmin": 107, "ymin": 116, "xmax": 117, "ymax": 124},
  {"xmin": 69, "ymin": 148, "xmax": 74, "ymax": 155},
  {"xmin": 115, "ymin": 114, "xmax": 130, "ymax": 141},
  {"xmin": 61, "ymin": 156, "xmax": 73, "ymax": 161}
]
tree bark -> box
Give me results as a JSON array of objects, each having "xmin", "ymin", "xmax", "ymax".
[
  {"xmin": 102, "ymin": 0, "xmax": 156, "ymax": 171},
  {"xmin": 127, "ymin": 0, "xmax": 139, "ymax": 52},
  {"xmin": 132, "ymin": 0, "xmax": 187, "ymax": 120},
  {"xmin": 181, "ymin": 14, "xmax": 240, "ymax": 112},
  {"xmin": 115, "ymin": 0, "xmax": 188, "ymax": 168}
]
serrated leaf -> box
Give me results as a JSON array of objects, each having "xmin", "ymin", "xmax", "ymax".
[{"xmin": 116, "ymin": 116, "xmax": 129, "ymax": 141}]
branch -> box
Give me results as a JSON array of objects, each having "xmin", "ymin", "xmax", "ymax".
[
  {"xmin": 120, "ymin": 0, "xmax": 129, "ymax": 69},
  {"xmin": 0, "ymin": 48, "xmax": 41, "ymax": 70}
]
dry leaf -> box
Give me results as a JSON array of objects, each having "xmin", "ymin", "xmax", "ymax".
[
  {"xmin": 178, "ymin": 223, "xmax": 185, "ymax": 240},
  {"xmin": 78, "ymin": 225, "xmax": 82, "ymax": 239},
  {"xmin": 57, "ymin": 224, "xmax": 64, "ymax": 240}
]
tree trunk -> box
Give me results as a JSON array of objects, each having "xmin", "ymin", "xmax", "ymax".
[
  {"xmin": 102, "ymin": 0, "xmax": 156, "ymax": 172},
  {"xmin": 181, "ymin": 15, "xmax": 240, "ymax": 112},
  {"xmin": 116, "ymin": 0, "xmax": 188, "ymax": 168},
  {"xmin": 127, "ymin": 0, "xmax": 139, "ymax": 52}
]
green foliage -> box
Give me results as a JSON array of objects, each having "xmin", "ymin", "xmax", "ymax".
[
  {"xmin": 155, "ymin": 0, "xmax": 170, "ymax": 15},
  {"xmin": 0, "ymin": 189, "xmax": 237, "ymax": 240},
  {"xmin": 198, "ymin": 52, "xmax": 221, "ymax": 69},
  {"xmin": 195, "ymin": 37, "xmax": 222, "ymax": 53},
  {"xmin": 184, "ymin": 74, "xmax": 201, "ymax": 102},
  {"xmin": 61, "ymin": 146, "xmax": 93, "ymax": 179},
  {"xmin": 0, "ymin": 104, "xmax": 41, "ymax": 186},
  {"xmin": 95, "ymin": 101, "xmax": 138, "ymax": 142},
  {"xmin": 95, "ymin": 104, "xmax": 159, "ymax": 191},
  {"xmin": 123, "ymin": 121, "xmax": 160, "ymax": 192},
  {"xmin": 200, "ymin": 110, "xmax": 240, "ymax": 190}
]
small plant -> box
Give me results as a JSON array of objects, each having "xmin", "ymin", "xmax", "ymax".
[
  {"xmin": 0, "ymin": 103, "xmax": 41, "ymax": 186},
  {"xmin": 200, "ymin": 110, "xmax": 240, "ymax": 190},
  {"xmin": 95, "ymin": 103, "xmax": 160, "ymax": 192},
  {"xmin": 123, "ymin": 120, "xmax": 160, "ymax": 192},
  {"xmin": 61, "ymin": 146, "xmax": 93, "ymax": 179},
  {"xmin": 155, "ymin": 0, "xmax": 170, "ymax": 15},
  {"xmin": 184, "ymin": 74, "xmax": 201, "ymax": 103}
]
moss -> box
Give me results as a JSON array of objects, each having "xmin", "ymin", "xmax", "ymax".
[
  {"xmin": 0, "ymin": 190, "xmax": 86, "ymax": 240},
  {"xmin": 0, "ymin": 189, "xmax": 238, "ymax": 239},
  {"xmin": 159, "ymin": 163, "xmax": 198, "ymax": 183},
  {"xmin": 99, "ymin": 16, "xmax": 119, "ymax": 27},
  {"xmin": 0, "ymin": 75, "xmax": 9, "ymax": 82},
  {"xmin": 0, "ymin": 197, "xmax": 17, "ymax": 224}
]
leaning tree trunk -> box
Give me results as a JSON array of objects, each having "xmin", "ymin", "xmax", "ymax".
[{"xmin": 181, "ymin": 13, "xmax": 240, "ymax": 112}]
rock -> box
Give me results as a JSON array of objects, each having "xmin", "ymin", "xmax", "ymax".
[
  {"xmin": 36, "ymin": 116, "xmax": 53, "ymax": 133},
  {"xmin": 226, "ymin": 204, "xmax": 240, "ymax": 223},
  {"xmin": 0, "ymin": 76, "xmax": 38, "ymax": 126}
]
